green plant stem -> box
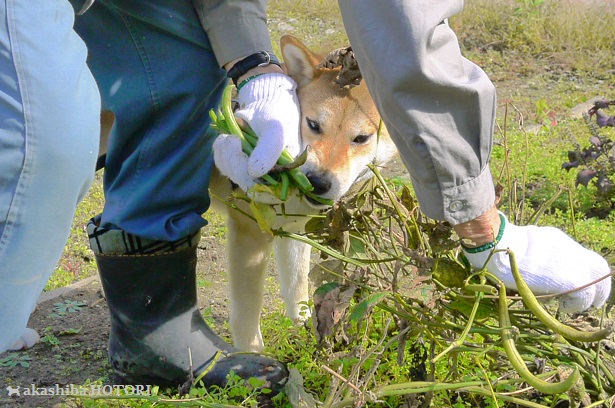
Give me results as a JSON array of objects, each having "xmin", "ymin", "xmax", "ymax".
[
  {"xmin": 220, "ymin": 85, "xmax": 252, "ymax": 154},
  {"xmin": 368, "ymin": 164, "xmax": 425, "ymax": 251},
  {"xmin": 328, "ymin": 372, "xmax": 568, "ymax": 408},
  {"xmin": 462, "ymin": 387, "xmax": 550, "ymax": 408},
  {"xmin": 507, "ymin": 250, "xmax": 610, "ymax": 342},
  {"xmin": 586, "ymin": 397, "xmax": 615, "ymax": 408},
  {"xmin": 567, "ymin": 187, "xmax": 579, "ymax": 240},
  {"xmin": 432, "ymin": 291, "xmax": 485, "ymax": 363},
  {"xmin": 527, "ymin": 187, "xmax": 564, "ymax": 225},
  {"xmin": 498, "ymin": 280, "xmax": 580, "ymax": 395},
  {"xmin": 73, "ymin": 394, "xmax": 242, "ymax": 407},
  {"xmin": 278, "ymin": 231, "xmax": 366, "ymax": 267}
]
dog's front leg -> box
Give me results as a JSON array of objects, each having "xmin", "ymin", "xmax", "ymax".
[
  {"xmin": 274, "ymin": 237, "xmax": 312, "ymax": 322},
  {"xmin": 227, "ymin": 214, "xmax": 274, "ymax": 352}
]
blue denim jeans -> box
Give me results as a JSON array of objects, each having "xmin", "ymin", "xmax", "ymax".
[
  {"xmin": 72, "ymin": 0, "xmax": 228, "ymax": 242},
  {"xmin": 0, "ymin": 0, "xmax": 100, "ymax": 352}
]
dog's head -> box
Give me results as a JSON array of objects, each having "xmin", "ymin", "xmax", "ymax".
[{"xmin": 280, "ymin": 36, "xmax": 397, "ymax": 209}]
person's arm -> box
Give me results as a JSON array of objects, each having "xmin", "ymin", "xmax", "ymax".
[
  {"xmin": 193, "ymin": 0, "xmax": 272, "ymax": 67},
  {"xmin": 193, "ymin": 0, "xmax": 301, "ymax": 181},
  {"xmin": 338, "ymin": 0, "xmax": 496, "ymax": 229},
  {"xmin": 339, "ymin": 0, "xmax": 611, "ymax": 313},
  {"xmin": 193, "ymin": 0, "xmax": 284, "ymax": 80}
]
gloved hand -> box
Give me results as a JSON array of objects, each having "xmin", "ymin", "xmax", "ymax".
[
  {"xmin": 462, "ymin": 212, "xmax": 611, "ymax": 313},
  {"xmin": 213, "ymin": 134, "xmax": 255, "ymax": 192},
  {"xmin": 213, "ymin": 134, "xmax": 285, "ymax": 205},
  {"xmin": 235, "ymin": 73, "xmax": 301, "ymax": 177}
]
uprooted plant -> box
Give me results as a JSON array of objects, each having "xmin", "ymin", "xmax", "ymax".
[
  {"xmin": 275, "ymin": 166, "xmax": 615, "ymax": 407},
  {"xmin": 70, "ymin": 157, "xmax": 615, "ymax": 408}
]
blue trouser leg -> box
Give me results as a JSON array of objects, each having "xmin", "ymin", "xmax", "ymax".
[
  {"xmin": 67, "ymin": 3, "xmax": 291, "ymax": 389},
  {"xmin": 0, "ymin": 0, "xmax": 100, "ymax": 352},
  {"xmin": 72, "ymin": 0, "xmax": 227, "ymax": 242}
]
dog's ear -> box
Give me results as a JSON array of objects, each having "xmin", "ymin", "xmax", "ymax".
[{"xmin": 280, "ymin": 35, "xmax": 322, "ymax": 88}]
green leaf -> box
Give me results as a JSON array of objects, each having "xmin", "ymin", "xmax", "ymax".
[
  {"xmin": 249, "ymin": 199, "xmax": 276, "ymax": 236},
  {"xmin": 313, "ymin": 281, "xmax": 340, "ymax": 298},
  {"xmin": 448, "ymin": 298, "xmax": 494, "ymax": 320},
  {"xmin": 248, "ymin": 377, "xmax": 265, "ymax": 389},
  {"xmin": 58, "ymin": 327, "xmax": 82, "ymax": 336},
  {"xmin": 350, "ymin": 291, "xmax": 389, "ymax": 323},
  {"xmin": 348, "ymin": 235, "xmax": 366, "ymax": 258}
]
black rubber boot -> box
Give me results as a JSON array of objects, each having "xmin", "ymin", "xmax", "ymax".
[{"xmin": 95, "ymin": 246, "xmax": 288, "ymax": 391}]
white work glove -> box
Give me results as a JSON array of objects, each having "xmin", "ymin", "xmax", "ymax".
[
  {"xmin": 212, "ymin": 134, "xmax": 284, "ymax": 205},
  {"xmin": 463, "ymin": 212, "xmax": 611, "ymax": 313},
  {"xmin": 215, "ymin": 73, "xmax": 301, "ymax": 180},
  {"xmin": 213, "ymin": 134, "xmax": 255, "ymax": 192},
  {"xmin": 213, "ymin": 73, "xmax": 301, "ymax": 204}
]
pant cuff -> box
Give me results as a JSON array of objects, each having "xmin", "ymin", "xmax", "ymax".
[{"xmin": 87, "ymin": 215, "xmax": 201, "ymax": 255}]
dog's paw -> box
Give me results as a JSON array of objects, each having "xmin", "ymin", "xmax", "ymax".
[
  {"xmin": 237, "ymin": 338, "xmax": 265, "ymax": 353},
  {"xmin": 288, "ymin": 304, "xmax": 312, "ymax": 324}
]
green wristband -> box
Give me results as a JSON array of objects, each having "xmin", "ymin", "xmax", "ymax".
[{"xmin": 236, "ymin": 73, "xmax": 266, "ymax": 92}]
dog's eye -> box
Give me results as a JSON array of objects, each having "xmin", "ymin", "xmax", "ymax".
[
  {"xmin": 353, "ymin": 134, "xmax": 371, "ymax": 144},
  {"xmin": 306, "ymin": 117, "xmax": 322, "ymax": 134}
]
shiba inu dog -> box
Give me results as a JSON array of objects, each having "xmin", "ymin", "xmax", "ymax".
[{"xmin": 209, "ymin": 36, "xmax": 398, "ymax": 352}]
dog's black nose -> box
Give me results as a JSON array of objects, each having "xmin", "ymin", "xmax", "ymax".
[{"xmin": 306, "ymin": 171, "xmax": 332, "ymax": 195}]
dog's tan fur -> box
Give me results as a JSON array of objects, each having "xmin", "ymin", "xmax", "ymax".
[
  {"xmin": 210, "ymin": 36, "xmax": 397, "ymax": 351},
  {"xmin": 100, "ymin": 36, "xmax": 398, "ymax": 352}
]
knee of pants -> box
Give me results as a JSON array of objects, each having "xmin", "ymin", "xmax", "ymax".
[
  {"xmin": 2, "ymin": 1, "xmax": 102, "ymax": 189},
  {"xmin": 32, "ymin": 81, "xmax": 101, "ymax": 193}
]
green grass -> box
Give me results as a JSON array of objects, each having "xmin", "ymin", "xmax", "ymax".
[{"xmin": 452, "ymin": 0, "xmax": 615, "ymax": 73}]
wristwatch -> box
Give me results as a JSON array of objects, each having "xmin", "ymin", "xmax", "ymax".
[{"xmin": 226, "ymin": 50, "xmax": 282, "ymax": 86}]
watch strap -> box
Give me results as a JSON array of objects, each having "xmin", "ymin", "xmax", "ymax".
[{"xmin": 227, "ymin": 51, "xmax": 281, "ymax": 86}]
